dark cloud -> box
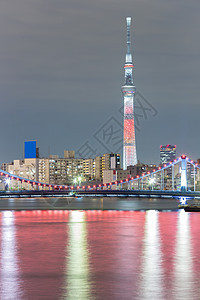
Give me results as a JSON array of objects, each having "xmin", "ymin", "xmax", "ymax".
[{"xmin": 0, "ymin": 0, "xmax": 200, "ymax": 164}]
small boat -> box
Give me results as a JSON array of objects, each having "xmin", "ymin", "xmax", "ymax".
[
  {"xmin": 178, "ymin": 204, "xmax": 188, "ymax": 209},
  {"xmin": 183, "ymin": 205, "xmax": 200, "ymax": 212}
]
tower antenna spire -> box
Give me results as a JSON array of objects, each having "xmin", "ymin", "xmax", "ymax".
[{"xmin": 126, "ymin": 17, "xmax": 133, "ymax": 63}]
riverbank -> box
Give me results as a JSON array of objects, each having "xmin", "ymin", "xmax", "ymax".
[{"xmin": 0, "ymin": 196, "xmax": 180, "ymax": 211}]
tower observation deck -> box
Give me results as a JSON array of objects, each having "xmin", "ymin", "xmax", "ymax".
[{"xmin": 121, "ymin": 17, "xmax": 137, "ymax": 170}]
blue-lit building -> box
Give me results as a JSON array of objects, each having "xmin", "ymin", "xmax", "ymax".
[{"xmin": 24, "ymin": 141, "xmax": 39, "ymax": 159}]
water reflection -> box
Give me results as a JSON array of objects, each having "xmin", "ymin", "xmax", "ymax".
[
  {"xmin": 65, "ymin": 211, "xmax": 92, "ymax": 300},
  {"xmin": 0, "ymin": 211, "xmax": 22, "ymax": 300},
  {"xmin": 140, "ymin": 210, "xmax": 164, "ymax": 299},
  {"xmin": 0, "ymin": 209, "xmax": 199, "ymax": 299},
  {"xmin": 173, "ymin": 210, "xmax": 193, "ymax": 298}
]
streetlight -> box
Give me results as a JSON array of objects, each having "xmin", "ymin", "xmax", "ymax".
[
  {"xmin": 149, "ymin": 177, "xmax": 155, "ymax": 190},
  {"xmin": 73, "ymin": 178, "xmax": 77, "ymax": 187},
  {"xmin": 77, "ymin": 176, "xmax": 82, "ymax": 187},
  {"xmin": 74, "ymin": 176, "xmax": 83, "ymax": 189},
  {"xmin": 5, "ymin": 178, "xmax": 11, "ymax": 191}
]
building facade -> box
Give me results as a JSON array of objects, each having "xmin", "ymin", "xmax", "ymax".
[
  {"xmin": 160, "ymin": 145, "xmax": 176, "ymax": 165},
  {"xmin": 96, "ymin": 153, "xmax": 121, "ymax": 181},
  {"xmin": 83, "ymin": 158, "xmax": 95, "ymax": 180},
  {"xmin": 103, "ymin": 169, "xmax": 130, "ymax": 185},
  {"xmin": 8, "ymin": 158, "xmax": 39, "ymax": 189},
  {"xmin": 48, "ymin": 158, "xmax": 84, "ymax": 185},
  {"xmin": 2, "ymin": 151, "xmax": 121, "ymax": 187},
  {"xmin": 127, "ymin": 162, "xmax": 157, "ymax": 177}
]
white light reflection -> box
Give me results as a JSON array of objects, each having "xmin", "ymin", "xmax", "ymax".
[
  {"xmin": 173, "ymin": 210, "xmax": 193, "ymax": 298},
  {"xmin": 140, "ymin": 210, "xmax": 164, "ymax": 300},
  {"xmin": 180, "ymin": 197, "xmax": 187, "ymax": 205},
  {"xmin": 65, "ymin": 211, "xmax": 92, "ymax": 300},
  {"xmin": 0, "ymin": 211, "xmax": 22, "ymax": 300}
]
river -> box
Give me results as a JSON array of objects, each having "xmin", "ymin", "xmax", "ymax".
[{"xmin": 0, "ymin": 197, "xmax": 199, "ymax": 299}]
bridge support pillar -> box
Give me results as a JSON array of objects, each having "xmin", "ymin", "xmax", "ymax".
[
  {"xmin": 181, "ymin": 155, "xmax": 187, "ymax": 192},
  {"xmin": 150, "ymin": 174, "xmax": 153, "ymax": 191},
  {"xmin": 172, "ymin": 165, "xmax": 174, "ymax": 191},
  {"xmin": 128, "ymin": 182, "xmax": 131, "ymax": 190},
  {"xmin": 161, "ymin": 170, "xmax": 164, "ymax": 190}
]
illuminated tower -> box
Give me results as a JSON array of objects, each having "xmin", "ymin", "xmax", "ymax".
[{"xmin": 121, "ymin": 17, "xmax": 137, "ymax": 169}]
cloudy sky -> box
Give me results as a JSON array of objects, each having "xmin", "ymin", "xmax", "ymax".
[{"xmin": 0, "ymin": 0, "xmax": 200, "ymax": 164}]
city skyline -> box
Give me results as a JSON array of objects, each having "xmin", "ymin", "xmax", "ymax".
[{"xmin": 1, "ymin": 0, "xmax": 200, "ymax": 164}]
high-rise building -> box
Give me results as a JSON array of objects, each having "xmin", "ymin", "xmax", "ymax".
[
  {"xmin": 64, "ymin": 150, "xmax": 75, "ymax": 159},
  {"xmin": 95, "ymin": 156, "xmax": 103, "ymax": 181},
  {"xmin": 38, "ymin": 159, "xmax": 49, "ymax": 183},
  {"xmin": 48, "ymin": 158, "xmax": 83, "ymax": 185},
  {"xmin": 83, "ymin": 158, "xmax": 95, "ymax": 180},
  {"xmin": 8, "ymin": 158, "xmax": 39, "ymax": 189},
  {"xmin": 121, "ymin": 17, "xmax": 137, "ymax": 170},
  {"xmin": 1, "ymin": 163, "xmax": 10, "ymax": 172},
  {"xmin": 110, "ymin": 153, "xmax": 121, "ymax": 170},
  {"xmin": 95, "ymin": 153, "xmax": 121, "ymax": 181},
  {"xmin": 24, "ymin": 141, "xmax": 39, "ymax": 159},
  {"xmin": 160, "ymin": 145, "xmax": 176, "ymax": 164}
]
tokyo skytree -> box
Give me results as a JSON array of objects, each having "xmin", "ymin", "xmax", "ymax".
[{"xmin": 121, "ymin": 17, "xmax": 137, "ymax": 169}]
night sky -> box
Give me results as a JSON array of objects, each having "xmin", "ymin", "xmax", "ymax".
[{"xmin": 1, "ymin": 0, "xmax": 200, "ymax": 164}]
